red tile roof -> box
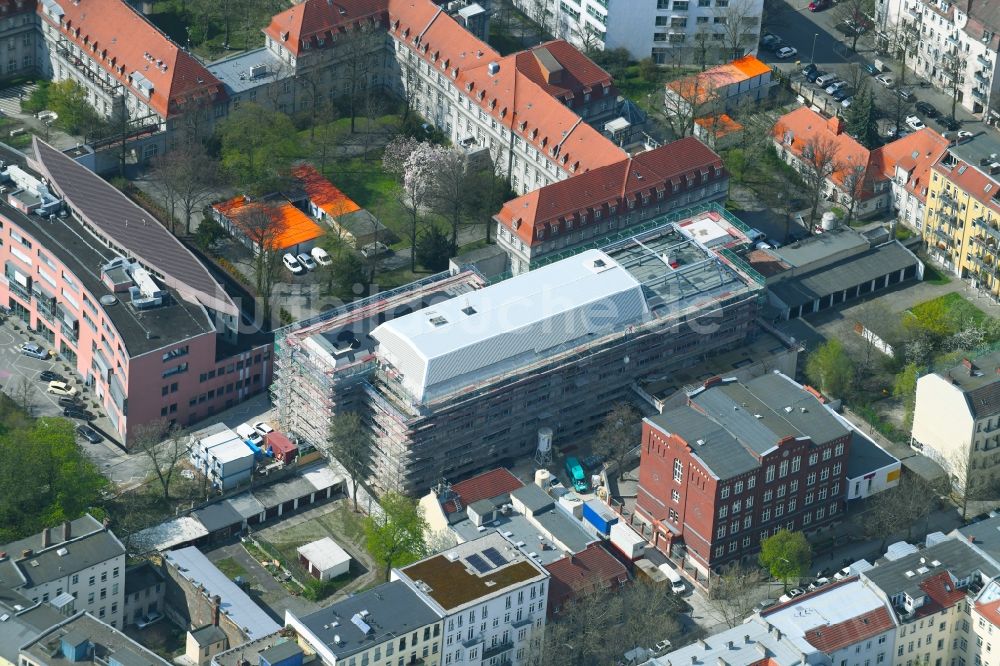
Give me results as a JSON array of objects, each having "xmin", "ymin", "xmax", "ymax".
[
  {"xmin": 445, "ymin": 468, "xmax": 524, "ymax": 514},
  {"xmin": 920, "ymin": 571, "xmax": 966, "ymax": 613},
  {"xmin": 514, "ymin": 40, "xmax": 615, "ymax": 109},
  {"xmin": 263, "ymin": 0, "xmax": 387, "ymax": 57},
  {"xmin": 976, "ymin": 597, "xmax": 1000, "ymax": 629},
  {"xmin": 803, "ymin": 606, "xmax": 894, "ymax": 654},
  {"xmin": 495, "ymin": 137, "xmax": 726, "ymax": 246},
  {"xmin": 878, "ymin": 128, "xmax": 949, "ymax": 204},
  {"xmin": 545, "ymin": 543, "xmax": 629, "ymax": 612},
  {"xmin": 932, "ymin": 152, "xmax": 1000, "ymax": 216},
  {"xmin": 292, "ymin": 164, "xmax": 361, "ymax": 219},
  {"xmin": 773, "ymin": 107, "xmax": 884, "ymax": 199},
  {"xmin": 38, "ymin": 0, "xmax": 225, "ymax": 119}
]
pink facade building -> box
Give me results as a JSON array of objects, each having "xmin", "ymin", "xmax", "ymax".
[{"xmin": 0, "ymin": 138, "xmax": 271, "ymax": 447}]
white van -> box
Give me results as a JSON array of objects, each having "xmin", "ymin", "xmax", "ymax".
[
  {"xmin": 236, "ymin": 423, "xmax": 263, "ymax": 446},
  {"xmin": 658, "ymin": 563, "xmax": 687, "ymax": 594}
]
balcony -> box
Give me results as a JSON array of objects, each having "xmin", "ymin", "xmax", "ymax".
[
  {"xmin": 974, "ymin": 88, "xmax": 988, "ymax": 101},
  {"xmin": 933, "ymin": 228, "xmax": 955, "ymax": 246},
  {"xmin": 905, "ymin": 4, "xmax": 921, "ymax": 18},
  {"xmin": 939, "ymin": 191, "xmax": 957, "ymax": 208},
  {"xmin": 483, "ymin": 641, "xmax": 514, "ymax": 660},
  {"xmin": 979, "ymin": 54, "xmax": 993, "ymax": 68},
  {"xmin": 971, "ymin": 234, "xmax": 999, "ymax": 250},
  {"xmin": 977, "ymin": 218, "xmax": 1000, "ymax": 241},
  {"xmin": 968, "ymin": 253, "xmax": 995, "ymax": 273},
  {"xmin": 976, "ymin": 70, "xmax": 991, "ymax": 84},
  {"xmin": 54, "ymin": 41, "xmax": 120, "ymax": 97}
]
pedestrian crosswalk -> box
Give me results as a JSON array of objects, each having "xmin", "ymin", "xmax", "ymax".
[{"xmin": 0, "ymin": 83, "xmax": 37, "ymax": 117}]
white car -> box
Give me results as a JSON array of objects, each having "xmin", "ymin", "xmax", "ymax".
[
  {"xmin": 958, "ymin": 130, "xmax": 975, "ymax": 140},
  {"xmin": 252, "ymin": 420, "xmax": 274, "ymax": 437},
  {"xmin": 841, "ymin": 97, "xmax": 854, "ymax": 108},
  {"xmin": 776, "ymin": 46, "xmax": 798, "ymax": 59},
  {"xmin": 311, "ymin": 246, "xmax": 333, "ymax": 266},
  {"xmin": 825, "ymin": 81, "xmax": 848, "ymax": 94},
  {"xmin": 906, "ymin": 115, "xmax": 926, "ymax": 130},
  {"xmin": 875, "ymin": 73, "xmax": 895, "ymax": 87},
  {"xmin": 360, "ymin": 241, "xmax": 391, "ymax": 259},
  {"xmin": 654, "ymin": 639, "xmax": 672, "ymax": 653},
  {"xmin": 236, "ymin": 423, "xmax": 264, "ymax": 446},
  {"xmin": 833, "ymin": 566, "xmax": 851, "ymax": 581},
  {"xmin": 297, "ymin": 252, "xmax": 317, "ymax": 271},
  {"xmin": 47, "ymin": 380, "xmax": 77, "ymax": 397},
  {"xmin": 282, "ymin": 253, "xmax": 305, "ymax": 275}
]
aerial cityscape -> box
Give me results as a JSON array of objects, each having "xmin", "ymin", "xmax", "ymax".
[{"xmin": 2, "ymin": 0, "xmax": 1000, "ymax": 664}]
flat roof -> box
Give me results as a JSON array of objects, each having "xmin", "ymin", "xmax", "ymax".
[
  {"xmin": 163, "ymin": 547, "xmax": 280, "ymax": 640},
  {"xmin": 212, "ymin": 632, "xmax": 286, "ymax": 666},
  {"xmin": 192, "ymin": 502, "xmax": 244, "ymax": 532},
  {"xmin": 206, "ymin": 48, "xmax": 292, "ymax": 95},
  {"xmin": 130, "ymin": 516, "xmax": 208, "ymax": 554},
  {"xmin": 0, "ymin": 603, "xmax": 62, "ymax": 665},
  {"xmin": 771, "ymin": 226, "xmax": 870, "ymax": 268},
  {"xmin": 21, "ymin": 612, "xmax": 170, "ymax": 666},
  {"xmin": 399, "ymin": 533, "xmax": 547, "ymax": 612},
  {"xmin": 296, "ymin": 581, "xmax": 439, "ymax": 660},
  {"xmin": 32, "ymin": 139, "xmax": 236, "ymax": 317},
  {"xmin": 770, "ymin": 241, "xmax": 919, "ymax": 309},
  {"xmin": 296, "ymin": 537, "xmax": 350, "ymax": 571},
  {"xmin": 845, "ymin": 430, "xmax": 899, "ymax": 479},
  {"xmin": 123, "ymin": 563, "xmax": 162, "ymax": 595},
  {"xmin": 862, "ymin": 538, "xmax": 998, "ymax": 600},
  {"xmin": 204, "ymin": 437, "xmax": 254, "ymax": 465},
  {"xmin": 956, "ymin": 515, "xmax": 1000, "ymax": 568},
  {"xmin": 225, "ymin": 493, "xmax": 266, "ymax": 521},
  {"xmin": 0, "ymin": 144, "xmax": 216, "ymax": 356},
  {"xmin": 372, "ymin": 249, "xmax": 649, "ymax": 403},
  {"xmin": 650, "ymin": 615, "xmax": 805, "ymax": 666}
]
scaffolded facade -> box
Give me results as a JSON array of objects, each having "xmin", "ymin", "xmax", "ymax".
[{"xmin": 273, "ymin": 214, "xmax": 765, "ymax": 496}]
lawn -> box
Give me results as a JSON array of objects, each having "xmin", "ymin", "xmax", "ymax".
[
  {"xmin": 148, "ymin": 0, "xmax": 288, "ymax": 60},
  {"xmin": 909, "ymin": 292, "xmax": 994, "ymax": 338},
  {"xmin": 213, "ymin": 556, "xmax": 248, "ymax": 580},
  {"xmin": 921, "ymin": 263, "xmax": 951, "ymax": 285}
]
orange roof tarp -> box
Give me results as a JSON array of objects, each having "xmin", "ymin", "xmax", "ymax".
[
  {"xmin": 215, "ymin": 196, "xmax": 324, "ymax": 251},
  {"xmin": 292, "ymin": 164, "xmax": 362, "ymax": 219}
]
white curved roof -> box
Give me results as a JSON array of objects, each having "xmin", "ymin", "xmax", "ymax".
[{"xmin": 371, "ymin": 249, "xmax": 649, "ymax": 403}]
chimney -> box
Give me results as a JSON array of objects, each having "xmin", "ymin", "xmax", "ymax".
[
  {"xmin": 102, "ymin": 517, "xmax": 110, "ymax": 529},
  {"xmin": 22, "ymin": 549, "xmax": 32, "ymax": 559},
  {"xmin": 827, "ymin": 116, "xmax": 845, "ymax": 135},
  {"xmin": 62, "ymin": 520, "xmax": 71, "ymax": 541},
  {"xmin": 718, "ymin": 660, "xmax": 728, "ymax": 666},
  {"xmin": 703, "ymin": 376, "xmax": 723, "ymax": 389},
  {"xmin": 726, "ymin": 641, "xmax": 734, "ymax": 649},
  {"xmin": 963, "ymin": 357, "xmax": 974, "ymax": 374},
  {"xmin": 698, "ymin": 639, "xmax": 708, "ymax": 649},
  {"xmin": 690, "ymin": 657, "xmax": 697, "ymax": 665},
  {"xmin": 744, "ymin": 634, "xmax": 751, "ymax": 644},
  {"xmin": 212, "ymin": 595, "xmax": 222, "ymax": 626},
  {"xmin": 42, "ymin": 528, "xmax": 51, "ymax": 549}
]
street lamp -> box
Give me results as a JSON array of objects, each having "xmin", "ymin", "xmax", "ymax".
[{"xmin": 811, "ymin": 32, "xmax": 819, "ymax": 65}]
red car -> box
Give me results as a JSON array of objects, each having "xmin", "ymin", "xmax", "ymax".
[{"xmin": 809, "ymin": 0, "xmax": 829, "ymax": 10}]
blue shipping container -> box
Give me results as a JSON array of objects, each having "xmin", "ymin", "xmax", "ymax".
[{"xmin": 582, "ymin": 499, "xmax": 618, "ymax": 536}]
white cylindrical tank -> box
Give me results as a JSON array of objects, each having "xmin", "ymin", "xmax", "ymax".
[
  {"xmin": 537, "ymin": 427, "xmax": 553, "ymax": 454},
  {"xmin": 535, "ymin": 469, "xmax": 552, "ymax": 488},
  {"xmin": 821, "ymin": 211, "xmax": 839, "ymax": 231}
]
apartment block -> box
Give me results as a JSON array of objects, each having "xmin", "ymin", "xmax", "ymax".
[
  {"xmin": 513, "ymin": 0, "xmax": 763, "ymax": 65},
  {"xmin": 0, "ymin": 515, "xmax": 126, "ymax": 628},
  {"xmin": 272, "ymin": 216, "xmax": 763, "ymax": 495},
  {"xmin": 635, "ymin": 372, "xmax": 852, "ymax": 578},
  {"xmin": 286, "ymin": 581, "xmax": 443, "ymax": 666},
  {"xmin": 0, "ymin": 139, "xmax": 270, "ymax": 446},
  {"xmin": 879, "ymin": 0, "xmax": 1000, "ymax": 119},
  {"xmin": 392, "ymin": 532, "xmax": 549, "ymax": 666},
  {"xmin": 911, "ymin": 350, "xmax": 1000, "ymax": 491},
  {"xmin": 20, "ymin": 612, "xmax": 170, "ymax": 666}
]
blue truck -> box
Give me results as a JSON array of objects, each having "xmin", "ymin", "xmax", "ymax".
[{"xmin": 564, "ymin": 456, "xmax": 588, "ymax": 493}]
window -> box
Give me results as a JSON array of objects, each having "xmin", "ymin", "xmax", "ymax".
[
  {"xmin": 671, "ymin": 489, "xmax": 680, "ymax": 502},
  {"xmin": 761, "ymin": 508, "xmax": 771, "ymax": 522},
  {"xmin": 807, "ymin": 472, "xmax": 817, "ymax": 486},
  {"xmin": 809, "ymin": 453, "xmax": 819, "ymax": 465},
  {"xmin": 748, "ymin": 477, "xmax": 755, "ymax": 489},
  {"xmin": 777, "ymin": 484, "xmax": 786, "ymax": 498},
  {"xmin": 734, "ymin": 480, "xmax": 743, "ymax": 494},
  {"xmin": 717, "ymin": 525, "xmax": 726, "ymax": 538},
  {"xmin": 763, "ymin": 489, "xmax": 773, "ymax": 502},
  {"xmin": 779, "ymin": 460, "xmax": 789, "ymax": 477},
  {"xmin": 718, "ymin": 505, "xmax": 728, "ymax": 519},
  {"xmin": 835, "ymin": 442, "xmax": 845, "ymax": 456},
  {"xmin": 765, "ymin": 465, "xmax": 775, "ymax": 482},
  {"xmin": 720, "ymin": 485, "xmax": 730, "ymax": 499},
  {"xmin": 833, "ymin": 462, "xmax": 842, "ymax": 476},
  {"xmin": 791, "ymin": 456, "xmax": 801, "ymax": 473},
  {"xmin": 673, "ymin": 459, "xmax": 683, "ymax": 482},
  {"xmin": 820, "ymin": 468, "xmax": 830, "ymax": 481},
  {"xmin": 823, "ymin": 448, "xmax": 833, "ymax": 461},
  {"xmin": 790, "ymin": 480, "xmax": 799, "ymax": 493}
]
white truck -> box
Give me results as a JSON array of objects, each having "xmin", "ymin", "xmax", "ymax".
[{"xmin": 658, "ymin": 563, "xmax": 687, "ymax": 594}]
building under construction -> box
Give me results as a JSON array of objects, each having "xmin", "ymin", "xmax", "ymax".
[{"xmin": 272, "ymin": 211, "xmax": 765, "ymax": 495}]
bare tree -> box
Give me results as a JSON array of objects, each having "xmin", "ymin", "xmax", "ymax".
[
  {"xmin": 941, "ymin": 52, "xmax": 966, "ymax": 120},
  {"xmin": 796, "ymin": 135, "xmax": 842, "ymax": 228},
  {"xmin": 716, "ymin": 0, "xmax": 761, "ymax": 61},
  {"xmin": 840, "ymin": 162, "xmax": 870, "ymax": 226},
  {"xmin": 325, "ymin": 412, "xmax": 372, "ymax": 513},
  {"xmin": 10, "ymin": 376, "xmax": 35, "ymax": 416},
  {"xmin": 692, "ymin": 27, "xmax": 715, "ymax": 71},
  {"xmin": 427, "ymin": 149, "xmax": 470, "ymax": 253},
  {"xmin": 949, "ymin": 449, "xmax": 1000, "ymax": 520},
  {"xmin": 340, "ymin": 20, "xmax": 382, "ymax": 133},
  {"xmin": 132, "ymin": 418, "xmax": 188, "ymax": 501},
  {"xmin": 592, "ymin": 402, "xmax": 641, "ymax": 481},
  {"xmin": 663, "ymin": 75, "xmax": 720, "ymax": 138},
  {"xmin": 864, "ymin": 473, "xmax": 942, "ymax": 549},
  {"xmin": 709, "ymin": 562, "xmax": 767, "ymax": 628},
  {"xmin": 524, "ymin": 0, "xmax": 552, "ymax": 43},
  {"xmin": 834, "ymin": 0, "xmax": 876, "ymax": 52},
  {"xmin": 237, "ymin": 203, "xmax": 284, "ymax": 325}
]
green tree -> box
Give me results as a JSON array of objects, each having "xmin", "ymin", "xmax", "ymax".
[
  {"xmin": 805, "ymin": 339, "xmax": 855, "ymax": 399},
  {"xmin": 415, "ymin": 226, "xmax": 453, "ymax": 271},
  {"xmin": 844, "ymin": 86, "xmax": 879, "ymax": 149},
  {"xmin": 759, "ymin": 529, "xmax": 811, "ymax": 591},
  {"xmin": 217, "ymin": 103, "xmax": 301, "ymax": 193},
  {"xmin": 47, "ymin": 80, "xmax": 103, "ymax": 135},
  {"xmin": 324, "ymin": 412, "xmax": 372, "ymax": 513},
  {"xmin": 364, "ymin": 492, "xmax": 428, "ymax": 581},
  {"xmin": 893, "ymin": 362, "xmax": 920, "ymax": 430},
  {"xmin": 329, "ymin": 250, "xmax": 368, "ymax": 299},
  {"xmin": 193, "ymin": 218, "xmax": 227, "ymax": 252},
  {"xmin": 21, "ymin": 81, "xmax": 50, "ymax": 114},
  {"xmin": 592, "ymin": 402, "xmax": 640, "ymax": 481}
]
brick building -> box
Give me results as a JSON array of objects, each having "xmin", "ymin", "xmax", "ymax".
[{"xmin": 634, "ymin": 372, "xmax": 852, "ymax": 581}]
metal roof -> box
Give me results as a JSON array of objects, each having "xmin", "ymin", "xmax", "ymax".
[
  {"xmin": 646, "ymin": 407, "xmax": 760, "ymax": 480},
  {"xmin": 845, "ymin": 430, "xmax": 899, "ymax": 479},
  {"xmin": 164, "ymin": 547, "xmax": 280, "ymax": 640},
  {"xmin": 32, "ymin": 139, "xmax": 237, "ymax": 317},
  {"xmin": 862, "ymin": 538, "xmax": 998, "ymax": 601},
  {"xmin": 21, "ymin": 612, "xmax": 170, "ymax": 666},
  {"xmin": 296, "ymin": 537, "xmax": 350, "ymax": 572},
  {"xmin": 372, "ymin": 249, "xmax": 648, "ymax": 403},
  {"xmin": 192, "ymin": 503, "xmax": 244, "ymax": 532},
  {"xmin": 131, "ymin": 516, "xmax": 209, "ymax": 554}
]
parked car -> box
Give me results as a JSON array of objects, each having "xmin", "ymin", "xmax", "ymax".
[
  {"xmin": 778, "ymin": 587, "xmax": 806, "ymax": 603},
  {"xmin": 360, "ymin": 241, "xmax": 392, "ymax": 259},
  {"xmin": 815, "ymin": 73, "xmax": 838, "ymax": 87},
  {"xmin": 58, "ymin": 396, "xmax": 79, "ymax": 408},
  {"xmin": 906, "ymin": 115, "xmax": 926, "ymax": 130},
  {"xmin": 761, "ymin": 34, "xmax": 783, "ymax": 51},
  {"xmin": 252, "ymin": 420, "xmax": 274, "ymax": 437},
  {"xmin": 875, "ymin": 73, "xmax": 895, "ymax": 87},
  {"xmin": 826, "ymin": 81, "xmax": 848, "ymax": 94},
  {"xmin": 135, "ymin": 612, "xmax": 162, "ymax": 630},
  {"xmin": 581, "ymin": 454, "xmax": 605, "ymax": 472},
  {"xmin": 939, "ymin": 115, "xmax": 961, "ymax": 130},
  {"xmin": 802, "ymin": 63, "xmax": 817, "ymax": 77},
  {"xmin": 808, "ymin": 0, "xmax": 829, "ymax": 10},
  {"xmin": 20, "ymin": 342, "xmax": 50, "ymax": 360},
  {"xmin": 311, "ymin": 246, "xmax": 333, "ymax": 266},
  {"xmin": 833, "ymin": 566, "xmax": 852, "ymax": 580},
  {"xmin": 47, "ymin": 380, "xmax": 77, "ymax": 397},
  {"xmin": 63, "ymin": 406, "xmax": 93, "ymax": 421},
  {"xmin": 76, "ymin": 424, "xmax": 102, "ymax": 443},
  {"xmin": 654, "ymin": 639, "xmax": 672, "ymax": 653},
  {"xmin": 915, "ymin": 101, "xmax": 939, "ymax": 117},
  {"xmin": 863, "ymin": 62, "xmax": 880, "ymax": 75},
  {"xmin": 832, "ymin": 88, "xmax": 851, "ymax": 101},
  {"xmin": 808, "ymin": 576, "xmax": 831, "ymax": 590},
  {"xmin": 776, "ymin": 46, "xmax": 798, "ymax": 59},
  {"xmin": 841, "ymin": 97, "xmax": 854, "ymax": 108},
  {"xmin": 896, "ymin": 88, "xmax": 915, "ymax": 102},
  {"xmin": 806, "ymin": 69, "xmax": 825, "ymax": 83},
  {"xmin": 297, "ymin": 252, "xmax": 317, "ymax": 271},
  {"xmin": 236, "ymin": 423, "xmax": 264, "ymax": 446},
  {"xmin": 39, "ymin": 370, "xmax": 62, "ymax": 382},
  {"xmin": 282, "ymin": 253, "xmax": 305, "ymax": 275},
  {"xmin": 753, "ymin": 598, "xmax": 776, "ymax": 613},
  {"xmin": 958, "ymin": 130, "xmax": 975, "ymax": 139}
]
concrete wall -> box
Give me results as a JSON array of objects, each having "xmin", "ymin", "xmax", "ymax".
[
  {"xmin": 911, "ymin": 373, "xmax": 975, "ymax": 485},
  {"xmin": 160, "ymin": 562, "xmax": 248, "ymax": 649}
]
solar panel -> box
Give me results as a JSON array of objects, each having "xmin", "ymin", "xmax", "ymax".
[
  {"xmin": 483, "ymin": 547, "xmax": 508, "ymax": 567},
  {"xmin": 466, "ymin": 553, "xmax": 492, "ymax": 573}
]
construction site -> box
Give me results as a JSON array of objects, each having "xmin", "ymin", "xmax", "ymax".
[{"xmin": 271, "ymin": 211, "xmax": 767, "ymax": 496}]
